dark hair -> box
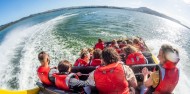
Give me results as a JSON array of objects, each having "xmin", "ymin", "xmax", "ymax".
[
  {"xmin": 58, "ymin": 60, "xmax": 72, "ymax": 73},
  {"xmin": 122, "ymin": 41, "xmax": 127, "ymax": 44},
  {"xmin": 38, "ymin": 51, "xmax": 48, "ymax": 62},
  {"xmin": 93, "ymin": 49, "xmax": 102, "ymax": 59},
  {"xmin": 133, "ymin": 38, "xmax": 140, "ymax": 44},
  {"xmin": 127, "ymin": 40, "xmax": 133, "ymax": 45},
  {"xmin": 111, "ymin": 39, "xmax": 117, "ymax": 44},
  {"xmin": 102, "ymin": 47, "xmax": 120, "ymax": 65},
  {"xmin": 98, "ymin": 39, "xmax": 103, "ymax": 43}
]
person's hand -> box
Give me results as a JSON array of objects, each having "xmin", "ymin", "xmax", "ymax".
[
  {"xmin": 142, "ymin": 67, "xmax": 150, "ymax": 76},
  {"xmin": 76, "ymin": 72, "xmax": 82, "ymax": 76},
  {"xmin": 129, "ymin": 87, "xmax": 135, "ymax": 94}
]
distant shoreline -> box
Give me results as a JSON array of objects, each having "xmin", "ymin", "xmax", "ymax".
[{"xmin": 0, "ymin": 6, "xmax": 189, "ymax": 31}]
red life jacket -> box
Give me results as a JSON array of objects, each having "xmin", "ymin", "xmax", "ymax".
[
  {"xmin": 94, "ymin": 63, "xmax": 129, "ymax": 94},
  {"xmin": 74, "ymin": 58, "xmax": 88, "ymax": 66},
  {"xmin": 154, "ymin": 61, "xmax": 179, "ymax": 93},
  {"xmin": 37, "ymin": 66, "xmax": 52, "ymax": 85},
  {"xmin": 126, "ymin": 52, "xmax": 146, "ymax": 65},
  {"xmin": 53, "ymin": 73, "xmax": 79, "ymax": 91},
  {"xmin": 89, "ymin": 59, "xmax": 101, "ymax": 66},
  {"xmin": 95, "ymin": 42, "xmax": 104, "ymax": 50}
]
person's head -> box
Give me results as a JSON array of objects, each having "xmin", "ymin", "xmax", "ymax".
[
  {"xmin": 111, "ymin": 39, "xmax": 117, "ymax": 44},
  {"xmin": 93, "ymin": 49, "xmax": 102, "ymax": 59},
  {"xmin": 157, "ymin": 44, "xmax": 180, "ymax": 65},
  {"xmin": 98, "ymin": 38, "xmax": 103, "ymax": 43},
  {"xmin": 88, "ymin": 48, "xmax": 94, "ymax": 54},
  {"xmin": 123, "ymin": 45, "xmax": 137, "ymax": 56},
  {"xmin": 127, "ymin": 40, "xmax": 133, "ymax": 45},
  {"xmin": 80, "ymin": 50, "xmax": 90, "ymax": 60},
  {"xmin": 38, "ymin": 51, "xmax": 50, "ymax": 66},
  {"xmin": 102, "ymin": 47, "xmax": 120, "ymax": 65},
  {"xmin": 58, "ymin": 60, "xmax": 72, "ymax": 73},
  {"xmin": 81, "ymin": 48, "xmax": 88, "ymax": 53},
  {"xmin": 122, "ymin": 41, "xmax": 127, "ymax": 45},
  {"xmin": 133, "ymin": 38, "xmax": 140, "ymax": 44}
]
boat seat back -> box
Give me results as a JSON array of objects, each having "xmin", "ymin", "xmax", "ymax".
[
  {"xmin": 71, "ymin": 66, "xmax": 96, "ymax": 80},
  {"xmin": 131, "ymin": 64, "xmax": 159, "ymax": 82}
]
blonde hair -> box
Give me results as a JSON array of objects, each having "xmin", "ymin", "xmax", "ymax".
[
  {"xmin": 123, "ymin": 45, "xmax": 137, "ymax": 56},
  {"xmin": 87, "ymin": 48, "xmax": 94, "ymax": 54}
]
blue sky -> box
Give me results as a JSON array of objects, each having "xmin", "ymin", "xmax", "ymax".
[{"xmin": 0, "ymin": 0, "xmax": 190, "ymax": 26}]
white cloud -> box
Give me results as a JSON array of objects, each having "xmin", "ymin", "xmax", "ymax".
[{"xmin": 183, "ymin": 0, "xmax": 190, "ymax": 4}]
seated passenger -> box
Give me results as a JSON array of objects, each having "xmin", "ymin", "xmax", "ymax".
[
  {"xmin": 109, "ymin": 39, "xmax": 119, "ymax": 49},
  {"xmin": 89, "ymin": 49, "xmax": 102, "ymax": 66},
  {"xmin": 94, "ymin": 38, "xmax": 104, "ymax": 50},
  {"xmin": 74, "ymin": 50, "xmax": 90, "ymax": 66},
  {"xmin": 141, "ymin": 44, "xmax": 180, "ymax": 94},
  {"xmin": 119, "ymin": 40, "xmax": 128, "ymax": 48},
  {"xmin": 133, "ymin": 38, "xmax": 145, "ymax": 52},
  {"xmin": 110, "ymin": 39, "xmax": 121, "ymax": 53},
  {"xmin": 53, "ymin": 60, "xmax": 88, "ymax": 92},
  {"xmin": 86, "ymin": 47, "xmax": 137, "ymax": 94},
  {"xmin": 37, "ymin": 51, "xmax": 58, "ymax": 85},
  {"xmin": 87, "ymin": 48, "xmax": 94, "ymax": 61},
  {"xmin": 124, "ymin": 45, "xmax": 146, "ymax": 65}
]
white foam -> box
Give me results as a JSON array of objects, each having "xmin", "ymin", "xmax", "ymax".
[
  {"xmin": 0, "ymin": 25, "xmax": 34, "ymax": 89},
  {"xmin": 17, "ymin": 14, "xmax": 79, "ymax": 90},
  {"xmin": 0, "ymin": 14, "xmax": 79, "ymax": 90}
]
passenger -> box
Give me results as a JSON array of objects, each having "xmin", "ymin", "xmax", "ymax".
[
  {"xmin": 124, "ymin": 45, "xmax": 146, "ymax": 66},
  {"xmin": 37, "ymin": 51, "xmax": 58, "ymax": 85},
  {"xmin": 81, "ymin": 48, "xmax": 88, "ymax": 53},
  {"xmin": 87, "ymin": 47, "xmax": 137, "ymax": 94},
  {"xmin": 53, "ymin": 60, "xmax": 88, "ymax": 92},
  {"xmin": 110, "ymin": 39, "xmax": 121, "ymax": 53},
  {"xmin": 94, "ymin": 38, "xmax": 104, "ymax": 50},
  {"xmin": 109, "ymin": 39, "xmax": 119, "ymax": 49},
  {"xmin": 74, "ymin": 50, "xmax": 90, "ymax": 66},
  {"xmin": 141, "ymin": 44, "xmax": 180, "ymax": 94},
  {"xmin": 89, "ymin": 49, "xmax": 102, "ymax": 66},
  {"xmin": 87, "ymin": 48, "xmax": 94, "ymax": 61},
  {"xmin": 127, "ymin": 39, "xmax": 133, "ymax": 45},
  {"xmin": 119, "ymin": 40, "xmax": 128, "ymax": 48},
  {"xmin": 133, "ymin": 38, "xmax": 145, "ymax": 52}
]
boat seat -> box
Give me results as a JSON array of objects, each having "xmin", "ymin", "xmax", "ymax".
[
  {"xmin": 142, "ymin": 51, "xmax": 155, "ymax": 64},
  {"xmin": 142, "ymin": 51, "xmax": 152, "ymax": 57},
  {"xmin": 71, "ymin": 66, "xmax": 96, "ymax": 80},
  {"xmin": 131, "ymin": 64, "xmax": 159, "ymax": 82},
  {"xmin": 146, "ymin": 56, "xmax": 155, "ymax": 64}
]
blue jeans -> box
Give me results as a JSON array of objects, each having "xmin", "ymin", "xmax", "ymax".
[{"xmin": 140, "ymin": 85, "xmax": 148, "ymax": 94}]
